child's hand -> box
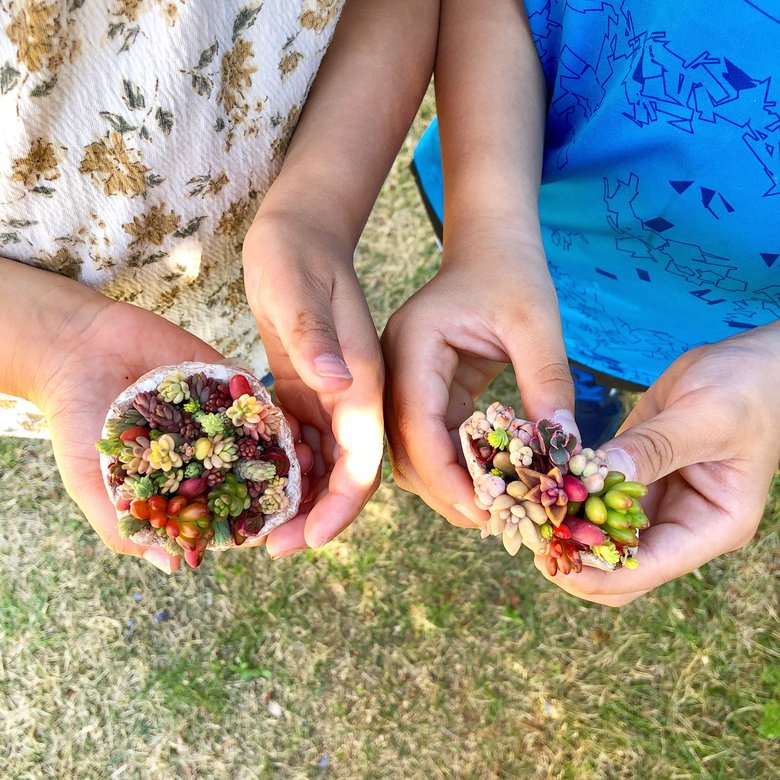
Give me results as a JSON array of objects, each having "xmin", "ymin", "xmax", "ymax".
[
  {"xmin": 242, "ymin": 213, "xmax": 384, "ymax": 556},
  {"xmin": 33, "ymin": 287, "xmax": 313, "ymax": 572},
  {"xmin": 382, "ymin": 233, "xmax": 575, "ymax": 528},
  {"xmin": 536, "ymin": 322, "xmax": 780, "ymax": 605}
]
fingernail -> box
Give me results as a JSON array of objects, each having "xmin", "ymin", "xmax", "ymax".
[
  {"xmin": 313, "ymin": 353, "xmax": 352, "ymax": 379},
  {"xmin": 143, "ymin": 548, "xmax": 173, "ymax": 574},
  {"xmin": 454, "ymin": 503, "xmax": 483, "ymax": 524},
  {"xmin": 604, "ymin": 448, "xmax": 637, "ymax": 481},
  {"xmin": 552, "ymin": 409, "xmax": 579, "ymax": 438},
  {"xmin": 269, "ymin": 545, "xmax": 308, "ymax": 560}
]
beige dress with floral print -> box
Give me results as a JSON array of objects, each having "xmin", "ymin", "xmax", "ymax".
[{"xmin": 0, "ymin": 0, "xmax": 343, "ymax": 437}]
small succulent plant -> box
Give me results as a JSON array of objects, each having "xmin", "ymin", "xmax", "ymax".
[
  {"xmin": 530, "ymin": 419, "xmax": 578, "ymax": 468},
  {"xmin": 100, "ymin": 370, "xmax": 294, "ymax": 570},
  {"xmin": 234, "ymin": 458, "xmax": 277, "ymax": 483},
  {"xmin": 512, "ymin": 466, "xmax": 569, "ymax": 526},
  {"xmin": 208, "ymin": 474, "xmax": 251, "ymax": 518},
  {"xmin": 462, "ymin": 406, "xmax": 644, "ymax": 575},
  {"xmin": 155, "ymin": 467, "xmax": 184, "ymax": 495},
  {"xmin": 132, "ymin": 392, "xmax": 182, "ymax": 432},
  {"xmin": 194, "ymin": 434, "xmax": 238, "ymax": 470},
  {"xmin": 259, "ymin": 476, "xmax": 290, "ymax": 514},
  {"xmin": 194, "ymin": 411, "xmax": 228, "ymax": 438},
  {"xmin": 157, "ymin": 371, "xmax": 191, "ymax": 404},
  {"xmin": 145, "ymin": 434, "xmax": 183, "ymax": 472},
  {"xmin": 237, "ymin": 437, "xmax": 260, "ymax": 459},
  {"xmin": 118, "ymin": 435, "xmax": 153, "ymax": 476}
]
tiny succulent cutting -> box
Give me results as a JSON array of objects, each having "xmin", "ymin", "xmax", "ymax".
[
  {"xmin": 97, "ymin": 370, "xmax": 292, "ymax": 569},
  {"xmin": 461, "ymin": 402, "xmax": 647, "ymax": 575}
]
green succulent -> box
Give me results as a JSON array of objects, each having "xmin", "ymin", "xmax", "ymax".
[
  {"xmin": 212, "ymin": 518, "xmax": 232, "ymax": 546},
  {"xmin": 233, "ymin": 459, "xmax": 276, "ymax": 483},
  {"xmin": 95, "ymin": 437, "xmax": 123, "ymax": 456},
  {"xmin": 487, "ymin": 429, "xmax": 510, "ymax": 450},
  {"xmin": 158, "ymin": 371, "xmax": 191, "ymax": 404},
  {"xmin": 162, "ymin": 537, "xmax": 182, "ymax": 556},
  {"xmin": 208, "ymin": 474, "xmax": 250, "ymax": 518},
  {"xmin": 183, "ymin": 399, "xmax": 201, "ymax": 414},
  {"xmin": 118, "ymin": 516, "xmax": 147, "ymax": 539},
  {"xmin": 130, "ymin": 475, "xmax": 156, "ymax": 499},
  {"xmin": 194, "ymin": 411, "xmax": 228, "ymax": 438},
  {"xmin": 184, "ymin": 462, "xmax": 204, "ymax": 478},
  {"xmin": 591, "ymin": 540, "xmax": 620, "ymax": 565}
]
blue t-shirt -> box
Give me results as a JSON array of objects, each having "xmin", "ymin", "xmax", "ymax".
[{"xmin": 413, "ymin": 0, "xmax": 780, "ymax": 387}]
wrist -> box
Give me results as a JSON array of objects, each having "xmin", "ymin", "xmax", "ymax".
[
  {"xmin": 441, "ymin": 213, "xmax": 548, "ymax": 273},
  {"xmin": 0, "ymin": 258, "xmax": 111, "ymax": 411},
  {"xmin": 252, "ymin": 175, "xmax": 361, "ymax": 257}
]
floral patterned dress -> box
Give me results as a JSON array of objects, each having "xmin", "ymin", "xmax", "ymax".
[{"xmin": 0, "ymin": 0, "xmax": 343, "ymax": 437}]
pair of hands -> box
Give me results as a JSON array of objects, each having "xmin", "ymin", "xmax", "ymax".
[
  {"xmin": 44, "ymin": 217, "xmax": 778, "ymax": 605},
  {"xmin": 39, "ymin": 213, "xmax": 382, "ymax": 575},
  {"xmin": 382, "ymin": 232, "xmax": 780, "ymax": 606}
]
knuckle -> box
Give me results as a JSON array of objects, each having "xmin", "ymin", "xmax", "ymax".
[
  {"xmin": 530, "ymin": 359, "xmax": 574, "ymax": 399},
  {"xmin": 392, "ymin": 397, "xmax": 419, "ymax": 444},
  {"xmin": 632, "ymin": 426, "xmax": 675, "ymax": 476},
  {"xmin": 728, "ymin": 520, "xmax": 760, "ymax": 552},
  {"xmin": 291, "ymin": 307, "xmax": 336, "ymax": 346},
  {"xmin": 388, "ymin": 449, "xmax": 413, "ymax": 492}
]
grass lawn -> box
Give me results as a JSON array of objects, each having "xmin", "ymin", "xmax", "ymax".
[{"xmin": 1, "ymin": 95, "xmax": 779, "ymax": 780}]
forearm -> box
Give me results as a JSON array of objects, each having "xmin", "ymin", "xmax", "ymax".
[
  {"xmin": 435, "ymin": 0, "xmax": 546, "ymax": 251},
  {"xmin": 256, "ymin": 0, "xmax": 440, "ymax": 250},
  {"xmin": 0, "ymin": 258, "xmax": 109, "ymax": 408}
]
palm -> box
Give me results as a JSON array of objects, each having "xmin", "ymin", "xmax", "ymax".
[{"xmin": 45, "ymin": 301, "xmax": 223, "ymax": 557}]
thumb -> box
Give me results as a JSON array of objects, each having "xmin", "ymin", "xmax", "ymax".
[
  {"xmin": 601, "ymin": 404, "xmax": 726, "ymax": 485},
  {"xmin": 264, "ymin": 289, "xmax": 354, "ymax": 395}
]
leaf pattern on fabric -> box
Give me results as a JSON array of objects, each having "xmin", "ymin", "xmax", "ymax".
[
  {"xmin": 300, "ymin": 0, "xmax": 340, "ymax": 33},
  {"xmin": 11, "ymin": 138, "xmax": 62, "ymax": 188},
  {"xmin": 79, "ymin": 131, "xmax": 149, "ymax": 197},
  {"xmin": 0, "ymin": 0, "xmax": 346, "ymax": 438},
  {"xmin": 123, "ymin": 203, "xmax": 181, "ymax": 247}
]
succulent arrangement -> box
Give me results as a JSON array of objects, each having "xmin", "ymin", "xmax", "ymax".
[
  {"xmin": 460, "ymin": 403, "xmax": 647, "ymax": 574},
  {"xmin": 97, "ymin": 363, "xmax": 300, "ymax": 569}
]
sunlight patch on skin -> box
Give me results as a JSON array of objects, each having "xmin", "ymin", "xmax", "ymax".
[{"xmin": 338, "ymin": 405, "xmax": 384, "ymax": 487}]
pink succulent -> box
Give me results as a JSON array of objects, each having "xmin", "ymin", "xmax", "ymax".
[
  {"xmin": 514, "ymin": 466, "xmax": 568, "ymax": 526},
  {"xmin": 508, "ymin": 418, "xmax": 535, "ymax": 444},
  {"xmin": 465, "ymin": 411, "xmax": 491, "ymax": 440},
  {"xmin": 562, "ymin": 474, "xmax": 588, "ymax": 501},
  {"xmin": 474, "ymin": 474, "xmax": 506, "ymax": 510},
  {"xmin": 485, "ymin": 402, "xmax": 514, "ymax": 431}
]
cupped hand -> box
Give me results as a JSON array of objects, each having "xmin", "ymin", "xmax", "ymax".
[
  {"xmin": 242, "ymin": 212, "xmax": 384, "ymax": 557},
  {"xmin": 40, "ymin": 285, "xmax": 312, "ymax": 572},
  {"xmin": 535, "ymin": 322, "xmax": 780, "ymax": 605},
  {"xmin": 382, "ymin": 237, "xmax": 576, "ymax": 529}
]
